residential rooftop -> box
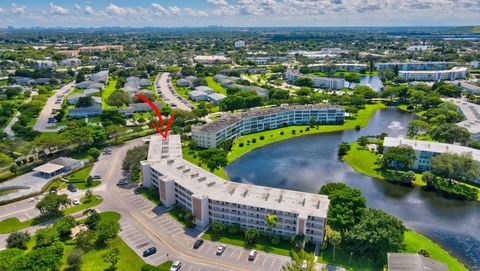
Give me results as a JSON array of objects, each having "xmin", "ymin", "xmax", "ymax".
[
  {"xmin": 147, "ymin": 135, "xmax": 329, "ymax": 218},
  {"xmin": 384, "ymin": 137, "xmax": 480, "ymax": 161},
  {"xmin": 444, "ymin": 98, "xmax": 480, "ymax": 134},
  {"xmin": 192, "ymin": 104, "xmax": 343, "ymax": 133}
]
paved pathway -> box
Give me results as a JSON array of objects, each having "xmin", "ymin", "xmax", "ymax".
[
  {"xmin": 3, "ymin": 90, "xmax": 38, "ymax": 138},
  {"xmin": 155, "ymin": 73, "xmax": 193, "ymax": 111},
  {"xmin": 33, "ymin": 82, "xmax": 74, "ymax": 132}
]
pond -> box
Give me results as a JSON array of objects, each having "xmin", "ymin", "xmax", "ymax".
[
  {"xmin": 346, "ymin": 75, "xmax": 384, "ymax": 92},
  {"xmin": 225, "ymin": 108, "xmax": 480, "ymax": 270}
]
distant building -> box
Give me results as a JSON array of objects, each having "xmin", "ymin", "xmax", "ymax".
[
  {"xmin": 176, "ymin": 79, "xmax": 193, "ymax": 88},
  {"xmin": 307, "ymin": 63, "xmax": 367, "ymax": 73},
  {"xmin": 234, "ymin": 40, "xmax": 246, "ymax": 48},
  {"xmin": 192, "ymin": 104, "xmax": 344, "ymax": 148},
  {"xmin": 89, "ymin": 70, "xmax": 109, "ymax": 83},
  {"xmin": 470, "ymin": 61, "xmax": 480, "ymax": 69},
  {"xmin": 119, "ymin": 102, "xmax": 162, "ymax": 117},
  {"xmin": 60, "ymin": 58, "xmax": 81, "ymax": 66},
  {"xmin": 36, "ymin": 60, "xmax": 57, "ymax": 69},
  {"xmin": 383, "ymin": 137, "xmax": 480, "ymax": 178},
  {"xmin": 288, "ymin": 49, "xmax": 348, "ymax": 59},
  {"xmin": 33, "ymin": 157, "xmax": 84, "ymax": 178},
  {"xmin": 194, "ymin": 55, "xmax": 232, "ymax": 64},
  {"xmin": 444, "ymin": 98, "xmax": 480, "ymax": 141},
  {"xmin": 208, "ymin": 93, "xmax": 226, "ymax": 105},
  {"xmin": 406, "ymin": 45, "xmax": 433, "ymax": 51},
  {"xmin": 399, "ymin": 67, "xmax": 469, "ymax": 81},
  {"xmin": 387, "ymin": 253, "xmax": 448, "ymax": 271},
  {"xmin": 286, "ymin": 69, "xmax": 345, "ymax": 90},
  {"xmin": 68, "ymin": 105, "xmax": 103, "ymax": 118},
  {"xmin": 188, "ymin": 90, "xmax": 210, "ymax": 102},
  {"xmin": 67, "ymin": 94, "xmax": 101, "ymax": 105},
  {"xmin": 79, "ymin": 45, "xmax": 123, "ymax": 53},
  {"xmin": 12, "ymin": 76, "xmax": 35, "ymax": 85},
  {"xmin": 246, "ymin": 56, "xmax": 288, "ymax": 65},
  {"xmin": 374, "ymin": 61, "xmax": 456, "ymax": 71},
  {"xmin": 56, "ymin": 50, "xmax": 80, "ymax": 57}
]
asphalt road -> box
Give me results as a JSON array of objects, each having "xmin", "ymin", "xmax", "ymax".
[
  {"xmin": 33, "ymin": 82, "xmax": 74, "ymax": 132},
  {"xmin": 0, "ymin": 137, "xmax": 291, "ymax": 270},
  {"xmin": 155, "ymin": 73, "xmax": 193, "ymax": 111}
]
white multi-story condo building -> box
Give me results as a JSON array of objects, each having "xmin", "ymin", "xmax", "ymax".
[
  {"xmin": 141, "ymin": 135, "xmax": 330, "ymax": 242},
  {"xmin": 399, "ymin": 67, "xmax": 469, "ymax": 81},
  {"xmin": 444, "ymin": 98, "xmax": 480, "ymax": 141},
  {"xmin": 384, "ymin": 137, "xmax": 480, "ymax": 181},
  {"xmin": 374, "ymin": 61, "xmax": 456, "ymax": 71},
  {"xmin": 307, "ymin": 63, "xmax": 367, "ymax": 73},
  {"xmin": 286, "ymin": 70, "xmax": 345, "ymax": 90},
  {"xmin": 191, "ymin": 104, "xmax": 345, "ymax": 148},
  {"xmin": 194, "ymin": 55, "xmax": 232, "ymax": 64},
  {"xmin": 470, "ymin": 61, "xmax": 480, "ymax": 69},
  {"xmin": 234, "ymin": 40, "xmax": 246, "ymax": 48}
]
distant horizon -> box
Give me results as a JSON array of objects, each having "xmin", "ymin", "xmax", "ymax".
[{"xmin": 0, "ymin": 1, "xmax": 479, "ymax": 28}]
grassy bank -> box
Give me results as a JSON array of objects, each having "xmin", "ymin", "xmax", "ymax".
[
  {"xmin": 0, "ymin": 195, "xmax": 103, "ymax": 234},
  {"xmin": 343, "ymin": 142, "xmax": 480, "ymax": 200},
  {"xmin": 206, "ymin": 76, "xmax": 227, "ymax": 95},
  {"xmin": 317, "ymin": 230, "xmax": 467, "ymax": 271},
  {"xmin": 403, "ymin": 230, "xmax": 467, "ymax": 271},
  {"xmin": 228, "ymin": 103, "xmax": 387, "ymax": 162},
  {"xmin": 101, "ymin": 79, "xmax": 117, "ymax": 110}
]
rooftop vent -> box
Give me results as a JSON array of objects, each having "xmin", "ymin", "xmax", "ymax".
[
  {"xmin": 198, "ymin": 177, "xmax": 206, "ymax": 182},
  {"xmin": 207, "ymin": 181, "xmax": 216, "ymax": 187},
  {"xmin": 242, "ymin": 190, "xmax": 249, "ymax": 197}
]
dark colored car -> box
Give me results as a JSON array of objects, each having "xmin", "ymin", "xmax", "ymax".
[
  {"xmin": 142, "ymin": 247, "xmax": 157, "ymax": 257},
  {"xmin": 67, "ymin": 184, "xmax": 77, "ymax": 192},
  {"xmin": 193, "ymin": 239, "xmax": 204, "ymax": 249}
]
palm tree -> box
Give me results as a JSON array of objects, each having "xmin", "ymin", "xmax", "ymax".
[
  {"xmin": 265, "ymin": 214, "xmax": 278, "ymax": 238},
  {"xmin": 281, "ymin": 249, "xmax": 315, "ymax": 271},
  {"xmin": 329, "ymin": 230, "xmax": 342, "ymax": 261}
]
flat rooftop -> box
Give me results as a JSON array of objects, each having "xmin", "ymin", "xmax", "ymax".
[
  {"xmin": 191, "ymin": 104, "xmax": 344, "ymax": 133},
  {"xmin": 399, "ymin": 67, "xmax": 468, "ymax": 74},
  {"xmin": 384, "ymin": 137, "xmax": 480, "ymax": 161},
  {"xmin": 147, "ymin": 135, "xmax": 329, "ymax": 218},
  {"xmin": 444, "ymin": 98, "xmax": 480, "ymax": 134}
]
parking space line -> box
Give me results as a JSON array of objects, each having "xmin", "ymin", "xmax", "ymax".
[{"xmin": 236, "ymin": 250, "xmax": 244, "ymax": 261}]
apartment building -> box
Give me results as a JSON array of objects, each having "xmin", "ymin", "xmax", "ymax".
[
  {"xmin": 234, "ymin": 40, "xmax": 246, "ymax": 48},
  {"xmin": 470, "ymin": 61, "xmax": 480, "ymax": 69},
  {"xmin": 374, "ymin": 61, "xmax": 456, "ymax": 71},
  {"xmin": 399, "ymin": 67, "xmax": 468, "ymax": 81},
  {"xmin": 79, "ymin": 45, "xmax": 123, "ymax": 53},
  {"xmin": 286, "ymin": 70, "xmax": 345, "ymax": 90},
  {"xmin": 384, "ymin": 137, "xmax": 480, "ymax": 179},
  {"xmin": 141, "ymin": 135, "xmax": 330, "ymax": 242},
  {"xmin": 444, "ymin": 98, "xmax": 480, "ymax": 141},
  {"xmin": 191, "ymin": 104, "xmax": 345, "ymax": 148},
  {"xmin": 307, "ymin": 63, "xmax": 367, "ymax": 73},
  {"xmin": 194, "ymin": 55, "xmax": 232, "ymax": 64}
]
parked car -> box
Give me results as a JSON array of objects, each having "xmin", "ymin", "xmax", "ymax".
[
  {"xmin": 216, "ymin": 245, "xmax": 226, "ymax": 255},
  {"xmin": 92, "ymin": 175, "xmax": 101, "ymax": 179},
  {"xmin": 117, "ymin": 179, "xmax": 129, "ymax": 186},
  {"xmin": 248, "ymin": 250, "xmax": 257, "ymax": 261},
  {"xmin": 72, "ymin": 199, "xmax": 80, "ymax": 205},
  {"xmin": 193, "ymin": 239, "xmax": 204, "ymax": 249},
  {"xmin": 169, "ymin": 261, "xmax": 182, "ymax": 271},
  {"xmin": 67, "ymin": 184, "xmax": 77, "ymax": 192},
  {"xmin": 142, "ymin": 247, "xmax": 157, "ymax": 257}
]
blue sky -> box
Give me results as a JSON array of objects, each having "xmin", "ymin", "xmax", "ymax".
[{"xmin": 0, "ymin": 1, "xmax": 479, "ymax": 28}]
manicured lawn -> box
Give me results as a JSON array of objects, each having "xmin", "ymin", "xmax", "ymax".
[
  {"xmin": 202, "ymin": 230, "xmax": 293, "ymax": 257},
  {"xmin": 206, "ymin": 76, "xmax": 227, "ymax": 95},
  {"xmin": 317, "ymin": 245, "xmax": 382, "ymax": 271},
  {"xmin": 343, "ymin": 142, "xmax": 480, "ymax": 200},
  {"xmin": 228, "ymin": 103, "xmax": 387, "ymax": 162},
  {"xmin": 182, "ymin": 146, "xmax": 229, "ymax": 179},
  {"xmin": 0, "ymin": 195, "xmax": 103, "ymax": 234},
  {"xmin": 101, "ymin": 79, "xmax": 117, "ymax": 110},
  {"xmin": 136, "ymin": 187, "xmax": 162, "ymax": 206},
  {"xmin": 403, "ymin": 230, "xmax": 467, "ymax": 271},
  {"xmin": 65, "ymin": 165, "xmax": 101, "ymax": 190}
]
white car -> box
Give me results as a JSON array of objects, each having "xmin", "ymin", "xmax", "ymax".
[
  {"xmin": 169, "ymin": 261, "xmax": 182, "ymax": 271},
  {"xmin": 72, "ymin": 199, "xmax": 80, "ymax": 205},
  {"xmin": 216, "ymin": 245, "xmax": 226, "ymax": 255}
]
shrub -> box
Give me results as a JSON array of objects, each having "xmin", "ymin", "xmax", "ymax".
[
  {"xmin": 67, "ymin": 248, "xmax": 84, "ymax": 271},
  {"xmin": 252, "ymin": 138, "xmax": 257, "ymax": 143},
  {"xmin": 280, "ymin": 131, "xmax": 284, "ymax": 135},
  {"xmin": 6, "ymin": 232, "xmax": 30, "ymax": 249},
  {"xmin": 292, "ymin": 130, "xmax": 296, "ymax": 135},
  {"xmin": 271, "ymin": 234, "xmax": 280, "ymax": 245},
  {"xmin": 259, "ymin": 136, "xmax": 264, "ymax": 140},
  {"xmin": 28, "ymin": 156, "xmax": 34, "ymax": 163},
  {"xmin": 300, "ymin": 130, "xmax": 303, "ymax": 133},
  {"xmin": 355, "ymin": 124, "xmax": 361, "ymax": 130},
  {"xmin": 239, "ymin": 143, "xmax": 244, "ymax": 147},
  {"xmin": 305, "ymin": 127, "xmax": 310, "ymax": 132},
  {"xmin": 407, "ymin": 105, "xmax": 414, "ymax": 110},
  {"xmin": 228, "ymin": 223, "xmax": 240, "ymax": 235},
  {"xmin": 417, "ymin": 248, "xmax": 430, "ymax": 258}
]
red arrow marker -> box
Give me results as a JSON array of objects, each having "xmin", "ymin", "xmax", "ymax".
[{"xmin": 134, "ymin": 94, "xmax": 174, "ymax": 139}]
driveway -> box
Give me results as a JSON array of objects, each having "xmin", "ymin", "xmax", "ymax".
[
  {"xmin": 155, "ymin": 73, "xmax": 193, "ymax": 111},
  {"xmin": 33, "ymin": 82, "xmax": 74, "ymax": 132}
]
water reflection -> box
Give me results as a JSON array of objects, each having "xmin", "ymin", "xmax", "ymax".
[{"xmin": 225, "ymin": 109, "xmax": 480, "ymax": 270}]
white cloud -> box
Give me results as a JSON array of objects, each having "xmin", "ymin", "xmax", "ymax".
[
  {"xmin": 106, "ymin": 3, "xmax": 128, "ymax": 16},
  {"xmin": 184, "ymin": 8, "xmax": 209, "ymax": 17},
  {"xmin": 49, "ymin": 3, "xmax": 69, "ymax": 15},
  {"xmin": 152, "ymin": 3, "xmax": 169, "ymax": 16},
  {"xmin": 0, "ymin": 8, "xmax": 4, "ymax": 14},
  {"xmin": 84, "ymin": 5, "xmax": 94, "ymax": 15},
  {"xmin": 74, "ymin": 3, "xmax": 81, "ymax": 10},
  {"xmin": 169, "ymin": 6, "xmax": 181, "ymax": 16},
  {"xmin": 11, "ymin": 3, "xmax": 26, "ymax": 14},
  {"xmin": 208, "ymin": 0, "xmax": 228, "ymax": 5}
]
